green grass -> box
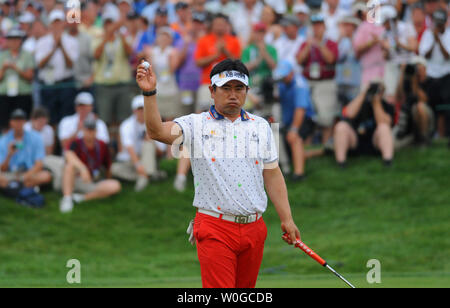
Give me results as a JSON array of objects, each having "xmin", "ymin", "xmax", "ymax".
[{"xmin": 0, "ymin": 142, "xmax": 449, "ymax": 288}]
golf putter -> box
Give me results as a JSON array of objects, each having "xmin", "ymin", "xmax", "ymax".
[{"xmin": 282, "ymin": 233, "xmax": 356, "ymax": 288}]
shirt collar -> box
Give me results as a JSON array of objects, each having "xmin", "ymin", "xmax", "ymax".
[{"xmin": 209, "ymin": 105, "xmax": 250, "ymax": 122}]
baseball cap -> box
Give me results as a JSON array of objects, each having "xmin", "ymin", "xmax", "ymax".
[
  {"xmin": 379, "ymin": 5, "xmax": 397, "ymax": 24},
  {"xmin": 5, "ymin": 28, "xmax": 26, "ymax": 39},
  {"xmin": 156, "ymin": 6, "xmax": 168, "ymax": 16},
  {"xmin": 83, "ymin": 113, "xmax": 97, "ymax": 130},
  {"xmin": 18, "ymin": 12, "xmax": 35, "ymax": 24},
  {"xmin": 280, "ymin": 15, "xmax": 300, "ymax": 27},
  {"xmin": 10, "ymin": 109, "xmax": 27, "ymax": 120},
  {"xmin": 75, "ymin": 92, "xmax": 94, "ymax": 106},
  {"xmin": 175, "ymin": 1, "xmax": 189, "ymax": 11},
  {"xmin": 48, "ymin": 9, "xmax": 66, "ymax": 23},
  {"xmin": 102, "ymin": 7, "xmax": 120, "ymax": 22},
  {"xmin": 211, "ymin": 71, "xmax": 249, "ymax": 87},
  {"xmin": 273, "ymin": 60, "xmax": 293, "ymax": 81},
  {"xmin": 432, "ymin": 9, "xmax": 447, "ymax": 25},
  {"xmin": 293, "ymin": 3, "xmax": 310, "ymax": 15},
  {"xmin": 339, "ymin": 15, "xmax": 361, "ymax": 27},
  {"xmin": 131, "ymin": 95, "xmax": 145, "ymax": 110},
  {"xmin": 310, "ymin": 13, "xmax": 325, "ymax": 24},
  {"xmin": 192, "ymin": 11, "xmax": 207, "ymax": 23}
]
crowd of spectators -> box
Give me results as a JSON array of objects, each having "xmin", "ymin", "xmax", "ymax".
[{"xmin": 0, "ymin": 0, "xmax": 449, "ymax": 212}]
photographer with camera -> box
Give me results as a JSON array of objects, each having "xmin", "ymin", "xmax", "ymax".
[
  {"xmin": 333, "ymin": 82, "xmax": 395, "ymax": 167},
  {"xmin": 394, "ymin": 56, "xmax": 435, "ymax": 148}
]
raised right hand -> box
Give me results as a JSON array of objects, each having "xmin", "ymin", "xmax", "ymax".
[{"xmin": 136, "ymin": 60, "xmax": 157, "ymax": 92}]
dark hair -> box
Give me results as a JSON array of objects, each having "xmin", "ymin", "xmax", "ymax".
[
  {"xmin": 212, "ymin": 12, "xmax": 230, "ymax": 23},
  {"xmin": 30, "ymin": 107, "xmax": 49, "ymax": 120},
  {"xmin": 209, "ymin": 59, "xmax": 250, "ymax": 90}
]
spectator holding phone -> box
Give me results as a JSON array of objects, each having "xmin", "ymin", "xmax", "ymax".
[{"xmin": 0, "ymin": 109, "xmax": 52, "ymax": 189}]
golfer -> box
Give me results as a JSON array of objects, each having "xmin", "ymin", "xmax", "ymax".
[{"xmin": 136, "ymin": 58, "xmax": 301, "ymax": 288}]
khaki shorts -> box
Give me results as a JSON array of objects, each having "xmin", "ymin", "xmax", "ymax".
[
  {"xmin": 196, "ymin": 84, "xmax": 213, "ymax": 112},
  {"xmin": 73, "ymin": 177, "xmax": 98, "ymax": 194},
  {"xmin": 309, "ymin": 79, "xmax": 339, "ymax": 127}
]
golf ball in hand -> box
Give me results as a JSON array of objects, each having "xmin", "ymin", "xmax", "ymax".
[{"xmin": 142, "ymin": 61, "xmax": 150, "ymax": 70}]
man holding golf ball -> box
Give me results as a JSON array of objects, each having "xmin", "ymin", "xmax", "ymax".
[{"xmin": 136, "ymin": 58, "xmax": 301, "ymax": 288}]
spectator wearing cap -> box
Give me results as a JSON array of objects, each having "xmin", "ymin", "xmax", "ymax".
[
  {"xmin": 0, "ymin": 28, "xmax": 34, "ymax": 131},
  {"xmin": 136, "ymin": 6, "xmax": 182, "ymax": 54},
  {"xmin": 194, "ymin": 13, "xmax": 241, "ymax": 112},
  {"xmin": 59, "ymin": 114, "xmax": 121, "ymax": 214},
  {"xmin": 0, "ymin": 108, "xmax": 52, "ymax": 190},
  {"xmin": 173, "ymin": 11, "xmax": 207, "ymax": 114},
  {"xmin": 141, "ymin": 0, "xmax": 177, "ymax": 25},
  {"xmin": 352, "ymin": 3, "xmax": 389, "ymax": 86},
  {"xmin": 171, "ymin": 1, "xmax": 192, "ymax": 39},
  {"xmin": 112, "ymin": 95, "xmax": 164, "ymax": 192},
  {"xmin": 241, "ymin": 22, "xmax": 277, "ymax": 106},
  {"xmin": 0, "ymin": 0, "xmax": 15, "ymax": 37},
  {"xmin": 336, "ymin": 15, "xmax": 362, "ymax": 107},
  {"xmin": 24, "ymin": 107, "xmax": 54, "ymax": 156},
  {"xmin": 419, "ymin": 8, "xmax": 450, "ymax": 139},
  {"xmin": 321, "ymin": 0, "xmax": 347, "ymax": 42},
  {"xmin": 35, "ymin": 9, "xmax": 80, "ymax": 125},
  {"xmin": 273, "ymin": 14, "xmax": 305, "ymax": 78},
  {"xmin": 297, "ymin": 13, "xmax": 339, "ymax": 144},
  {"xmin": 293, "ymin": 2, "xmax": 310, "ymax": 40},
  {"xmin": 58, "ymin": 92, "xmax": 110, "ymax": 150},
  {"xmin": 381, "ymin": 5, "xmax": 418, "ymax": 105},
  {"xmin": 274, "ymin": 60, "xmax": 316, "ymax": 181},
  {"xmin": 92, "ymin": 7, "xmax": 133, "ymax": 126}
]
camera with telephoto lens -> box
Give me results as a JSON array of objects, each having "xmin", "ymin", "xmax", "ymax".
[{"xmin": 365, "ymin": 82, "xmax": 381, "ymax": 104}]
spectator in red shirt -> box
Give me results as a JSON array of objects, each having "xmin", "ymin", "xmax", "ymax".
[
  {"xmin": 297, "ymin": 13, "xmax": 339, "ymax": 144},
  {"xmin": 194, "ymin": 13, "xmax": 241, "ymax": 112},
  {"xmin": 59, "ymin": 114, "xmax": 121, "ymax": 213}
]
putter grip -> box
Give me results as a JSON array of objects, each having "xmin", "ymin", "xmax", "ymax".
[{"xmin": 282, "ymin": 233, "xmax": 327, "ymax": 266}]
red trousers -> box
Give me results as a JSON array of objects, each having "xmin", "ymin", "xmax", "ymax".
[{"xmin": 193, "ymin": 212, "xmax": 267, "ymax": 288}]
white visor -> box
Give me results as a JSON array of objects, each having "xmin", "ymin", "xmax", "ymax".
[{"xmin": 211, "ymin": 70, "xmax": 249, "ymax": 87}]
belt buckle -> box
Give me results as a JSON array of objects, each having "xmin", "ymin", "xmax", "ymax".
[{"xmin": 235, "ymin": 215, "xmax": 249, "ymax": 224}]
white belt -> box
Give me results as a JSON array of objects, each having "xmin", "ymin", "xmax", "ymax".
[{"xmin": 198, "ymin": 209, "xmax": 262, "ymax": 224}]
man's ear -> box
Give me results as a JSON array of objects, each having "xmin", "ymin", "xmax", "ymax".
[{"xmin": 209, "ymin": 85, "xmax": 215, "ymax": 99}]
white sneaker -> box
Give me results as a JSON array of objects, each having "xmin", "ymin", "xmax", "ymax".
[
  {"xmin": 72, "ymin": 193, "xmax": 85, "ymax": 204},
  {"xmin": 135, "ymin": 176, "xmax": 149, "ymax": 192},
  {"xmin": 60, "ymin": 196, "xmax": 74, "ymax": 213},
  {"xmin": 174, "ymin": 174, "xmax": 187, "ymax": 192}
]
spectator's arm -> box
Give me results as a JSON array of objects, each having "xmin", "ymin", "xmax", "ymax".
[
  {"xmin": 37, "ymin": 45, "xmax": 58, "ymax": 69},
  {"xmin": 0, "ymin": 143, "xmax": 17, "ymax": 172},
  {"xmin": 93, "ymin": 37, "xmax": 108, "ymax": 60},
  {"xmin": 196, "ymin": 51, "xmax": 221, "ymax": 68},
  {"xmin": 342, "ymin": 87, "xmax": 368, "ymax": 119},
  {"xmin": 169, "ymin": 48, "xmax": 178, "ymax": 73},
  {"xmin": 290, "ymin": 107, "xmax": 306, "ymax": 130},
  {"xmin": 318, "ymin": 43, "xmax": 336, "ymax": 64},
  {"xmin": 22, "ymin": 161, "xmax": 43, "ymax": 182},
  {"xmin": 435, "ymin": 34, "xmax": 450, "ymax": 60},
  {"xmin": 372, "ymin": 95, "xmax": 392, "ymax": 125},
  {"xmin": 120, "ymin": 32, "xmax": 133, "ymax": 57},
  {"xmin": 354, "ymin": 36, "xmax": 378, "ymax": 58},
  {"xmin": 296, "ymin": 42, "xmax": 311, "ymax": 65},
  {"xmin": 59, "ymin": 42, "xmax": 74, "ymax": 68}
]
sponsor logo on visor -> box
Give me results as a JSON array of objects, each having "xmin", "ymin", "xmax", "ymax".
[{"xmin": 211, "ymin": 70, "xmax": 249, "ymax": 87}]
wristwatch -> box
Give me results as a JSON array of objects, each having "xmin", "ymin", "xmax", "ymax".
[{"xmin": 142, "ymin": 89, "xmax": 157, "ymax": 96}]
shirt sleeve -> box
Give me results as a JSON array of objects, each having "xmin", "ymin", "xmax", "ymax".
[{"xmin": 173, "ymin": 114, "xmax": 195, "ymax": 158}]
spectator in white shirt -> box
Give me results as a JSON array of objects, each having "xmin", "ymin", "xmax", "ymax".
[
  {"xmin": 58, "ymin": 92, "xmax": 110, "ymax": 151},
  {"xmin": 419, "ymin": 8, "xmax": 450, "ymax": 138},
  {"xmin": 35, "ymin": 9, "xmax": 80, "ymax": 125},
  {"xmin": 24, "ymin": 107, "xmax": 54, "ymax": 156},
  {"xmin": 321, "ymin": 0, "xmax": 347, "ymax": 42},
  {"xmin": 112, "ymin": 95, "xmax": 163, "ymax": 192}
]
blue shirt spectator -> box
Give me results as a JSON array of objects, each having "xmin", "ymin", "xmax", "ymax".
[
  {"xmin": 278, "ymin": 75, "xmax": 316, "ymax": 128},
  {"xmin": 0, "ymin": 129, "xmax": 45, "ymax": 172},
  {"xmin": 136, "ymin": 24, "xmax": 182, "ymax": 53},
  {"xmin": 336, "ymin": 37, "xmax": 361, "ymax": 88}
]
